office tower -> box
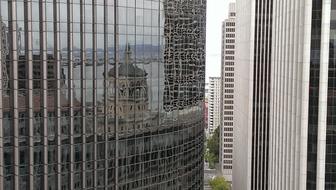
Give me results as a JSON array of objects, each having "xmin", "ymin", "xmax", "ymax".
[
  {"xmin": 219, "ymin": 2, "xmax": 235, "ymax": 182},
  {"xmin": 269, "ymin": 0, "xmax": 336, "ymax": 190},
  {"xmin": 208, "ymin": 77, "xmax": 221, "ymax": 136},
  {"xmin": 233, "ymin": 0, "xmax": 272, "ymax": 189},
  {"xmin": 235, "ymin": 0, "xmax": 336, "ymax": 190},
  {"xmin": 0, "ymin": 0, "xmax": 206, "ymax": 189}
]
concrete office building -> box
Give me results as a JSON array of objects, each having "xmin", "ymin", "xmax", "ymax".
[
  {"xmin": 208, "ymin": 77, "xmax": 221, "ymax": 136},
  {"xmin": 234, "ymin": 0, "xmax": 336, "ymax": 190},
  {"xmin": 219, "ymin": 2, "xmax": 235, "ymax": 182},
  {"xmin": 270, "ymin": 0, "xmax": 336, "ymax": 190},
  {"xmin": 0, "ymin": 0, "xmax": 206, "ymax": 189},
  {"xmin": 233, "ymin": 0, "xmax": 272, "ymax": 189}
]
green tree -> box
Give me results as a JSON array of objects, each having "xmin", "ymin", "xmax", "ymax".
[
  {"xmin": 206, "ymin": 126, "xmax": 220, "ymax": 167},
  {"xmin": 209, "ymin": 176, "xmax": 230, "ymax": 190},
  {"xmin": 206, "ymin": 152, "xmax": 216, "ymax": 169}
]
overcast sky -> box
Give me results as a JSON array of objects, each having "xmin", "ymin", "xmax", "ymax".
[{"xmin": 206, "ymin": 0, "xmax": 235, "ymax": 82}]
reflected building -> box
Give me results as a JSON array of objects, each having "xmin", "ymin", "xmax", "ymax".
[
  {"xmin": 104, "ymin": 44, "xmax": 152, "ymax": 136},
  {"xmin": 163, "ymin": 0, "xmax": 206, "ymax": 111},
  {"xmin": 0, "ymin": 0, "xmax": 206, "ymax": 190},
  {"xmin": 1, "ymin": 17, "xmax": 8, "ymax": 89}
]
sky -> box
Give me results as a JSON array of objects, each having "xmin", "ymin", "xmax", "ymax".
[{"xmin": 206, "ymin": 0, "xmax": 235, "ymax": 82}]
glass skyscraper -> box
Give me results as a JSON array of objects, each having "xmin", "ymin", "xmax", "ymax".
[{"xmin": 0, "ymin": 0, "xmax": 206, "ymax": 189}]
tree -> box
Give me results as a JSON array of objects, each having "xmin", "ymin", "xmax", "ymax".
[
  {"xmin": 209, "ymin": 176, "xmax": 230, "ymax": 190},
  {"xmin": 206, "ymin": 152, "xmax": 216, "ymax": 169},
  {"xmin": 205, "ymin": 126, "xmax": 220, "ymax": 168}
]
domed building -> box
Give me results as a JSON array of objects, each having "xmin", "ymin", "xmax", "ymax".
[{"xmin": 104, "ymin": 44, "xmax": 153, "ymax": 136}]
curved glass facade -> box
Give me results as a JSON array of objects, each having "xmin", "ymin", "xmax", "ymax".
[{"xmin": 0, "ymin": 0, "xmax": 206, "ymax": 189}]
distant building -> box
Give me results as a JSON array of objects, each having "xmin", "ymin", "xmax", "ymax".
[
  {"xmin": 204, "ymin": 82, "xmax": 209, "ymax": 132},
  {"xmin": 208, "ymin": 77, "xmax": 221, "ymax": 136},
  {"xmin": 205, "ymin": 82, "xmax": 210, "ymax": 99},
  {"xmin": 219, "ymin": 2, "xmax": 235, "ymax": 182},
  {"xmin": 204, "ymin": 99, "xmax": 209, "ymax": 130}
]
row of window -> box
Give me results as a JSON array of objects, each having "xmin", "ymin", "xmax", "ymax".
[
  {"xmin": 224, "ymin": 83, "xmax": 234, "ymax": 88},
  {"xmin": 226, "ymin": 34, "xmax": 235, "ymax": 38},
  {"xmin": 226, "ymin": 22, "xmax": 235, "ymax": 27},
  {"xmin": 226, "ymin": 45, "xmax": 235, "ymax": 49},
  {"xmin": 225, "ymin": 67, "xmax": 234, "ymax": 71},
  {"xmin": 226, "ymin": 28, "xmax": 235, "ymax": 33},
  {"xmin": 223, "ymin": 123, "xmax": 233, "ymax": 127},
  {"xmin": 224, "ymin": 100, "xmax": 234, "ymax": 104},
  {"xmin": 223, "ymin": 154, "xmax": 233, "ymax": 159},
  {"xmin": 223, "ymin": 133, "xmax": 233, "ymax": 137},
  {"xmin": 225, "ymin": 50, "xmax": 235, "ymax": 55},
  {"xmin": 225, "ymin": 56, "xmax": 235, "ymax": 60},
  {"xmin": 223, "ymin": 165, "xmax": 232, "ymax": 169},
  {"xmin": 222, "ymin": 138, "xmax": 233, "ymax": 142},
  {"xmin": 225, "ymin": 61, "xmax": 234, "ymax": 66},
  {"xmin": 226, "ymin": 39, "xmax": 235, "ymax": 44},
  {"xmin": 225, "ymin": 73, "xmax": 234, "ymax": 77},
  {"xmin": 225, "ymin": 78, "xmax": 234, "ymax": 82}
]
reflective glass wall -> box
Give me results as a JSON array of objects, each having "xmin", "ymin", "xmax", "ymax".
[{"xmin": 0, "ymin": 0, "xmax": 206, "ymax": 189}]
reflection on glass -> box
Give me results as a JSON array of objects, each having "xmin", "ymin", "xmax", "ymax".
[{"xmin": 0, "ymin": 0, "xmax": 206, "ymax": 189}]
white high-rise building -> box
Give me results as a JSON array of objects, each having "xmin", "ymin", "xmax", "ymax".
[
  {"xmin": 208, "ymin": 77, "xmax": 221, "ymax": 136},
  {"xmin": 234, "ymin": 0, "xmax": 336, "ymax": 190},
  {"xmin": 219, "ymin": 2, "xmax": 235, "ymax": 183},
  {"xmin": 269, "ymin": 1, "xmax": 335, "ymax": 189},
  {"xmin": 233, "ymin": 0, "xmax": 273, "ymax": 189}
]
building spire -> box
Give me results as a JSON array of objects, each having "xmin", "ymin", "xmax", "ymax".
[{"xmin": 125, "ymin": 43, "xmax": 132, "ymax": 64}]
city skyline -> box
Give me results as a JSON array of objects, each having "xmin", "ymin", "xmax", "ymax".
[{"xmin": 1, "ymin": 0, "xmax": 336, "ymax": 190}]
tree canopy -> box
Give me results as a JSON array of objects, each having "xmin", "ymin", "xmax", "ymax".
[
  {"xmin": 209, "ymin": 176, "xmax": 230, "ymax": 190},
  {"xmin": 205, "ymin": 126, "xmax": 220, "ymax": 168},
  {"xmin": 208, "ymin": 127, "xmax": 220, "ymax": 161}
]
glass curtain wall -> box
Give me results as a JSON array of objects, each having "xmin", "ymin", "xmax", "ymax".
[{"xmin": 0, "ymin": 0, "xmax": 206, "ymax": 189}]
